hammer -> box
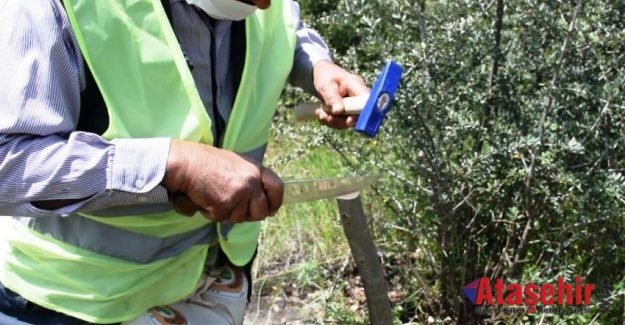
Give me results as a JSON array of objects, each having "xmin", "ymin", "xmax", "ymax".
[{"xmin": 294, "ymin": 61, "xmax": 403, "ymax": 137}]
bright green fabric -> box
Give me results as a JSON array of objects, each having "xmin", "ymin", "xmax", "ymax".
[
  {"xmin": 1, "ymin": 0, "xmax": 295, "ymax": 322},
  {"xmin": 0, "ymin": 218, "xmax": 205, "ymax": 324},
  {"xmin": 219, "ymin": 0, "xmax": 296, "ymax": 267}
]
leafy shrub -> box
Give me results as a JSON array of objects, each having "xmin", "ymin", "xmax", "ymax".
[{"xmin": 283, "ymin": 0, "xmax": 625, "ymax": 323}]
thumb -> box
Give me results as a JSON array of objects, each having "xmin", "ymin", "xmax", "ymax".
[
  {"xmin": 316, "ymin": 83, "xmax": 345, "ymax": 115},
  {"xmin": 260, "ymin": 166, "xmax": 284, "ymax": 215}
]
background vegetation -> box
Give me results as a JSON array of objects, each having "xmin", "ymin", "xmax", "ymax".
[{"xmin": 251, "ymin": 1, "xmax": 625, "ymax": 324}]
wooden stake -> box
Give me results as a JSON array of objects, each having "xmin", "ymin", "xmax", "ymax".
[{"xmin": 336, "ymin": 194, "xmax": 393, "ymax": 325}]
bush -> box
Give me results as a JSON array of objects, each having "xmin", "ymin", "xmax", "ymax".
[{"xmin": 284, "ymin": 0, "xmax": 625, "ymax": 323}]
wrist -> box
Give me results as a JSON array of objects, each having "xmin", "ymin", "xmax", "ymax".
[{"xmin": 163, "ymin": 139, "xmax": 188, "ymax": 192}]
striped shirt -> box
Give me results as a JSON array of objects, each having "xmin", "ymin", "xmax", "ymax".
[{"xmin": 0, "ymin": 0, "xmax": 331, "ymax": 217}]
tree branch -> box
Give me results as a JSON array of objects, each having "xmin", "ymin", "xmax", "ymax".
[
  {"xmin": 537, "ymin": 0, "xmax": 583, "ymax": 145},
  {"xmin": 475, "ymin": 0, "xmax": 505, "ymax": 153}
]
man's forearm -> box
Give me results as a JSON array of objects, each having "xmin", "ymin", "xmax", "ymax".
[{"xmin": 0, "ymin": 133, "xmax": 171, "ymax": 217}]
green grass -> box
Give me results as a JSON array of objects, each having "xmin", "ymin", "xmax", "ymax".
[{"xmin": 261, "ymin": 137, "xmax": 353, "ymax": 267}]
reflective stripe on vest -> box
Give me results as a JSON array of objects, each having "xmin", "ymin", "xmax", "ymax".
[
  {"xmin": 15, "ymin": 215, "xmax": 217, "ymax": 264},
  {"xmin": 1, "ymin": 0, "xmax": 295, "ymax": 322}
]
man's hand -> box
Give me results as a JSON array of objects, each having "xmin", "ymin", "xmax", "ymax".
[
  {"xmin": 163, "ymin": 139, "xmax": 283, "ymax": 223},
  {"xmin": 312, "ymin": 60, "xmax": 370, "ymax": 129}
]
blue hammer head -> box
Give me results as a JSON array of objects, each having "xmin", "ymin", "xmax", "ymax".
[{"xmin": 354, "ymin": 61, "xmax": 403, "ymax": 137}]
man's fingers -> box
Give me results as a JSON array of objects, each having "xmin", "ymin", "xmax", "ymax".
[
  {"xmin": 345, "ymin": 115, "xmax": 358, "ymax": 126},
  {"xmin": 227, "ymin": 195, "xmax": 250, "ymax": 223},
  {"xmin": 171, "ymin": 192, "xmax": 201, "ymax": 217},
  {"xmin": 204, "ymin": 204, "xmax": 235, "ymax": 222},
  {"xmin": 248, "ymin": 185, "xmax": 270, "ymax": 221},
  {"xmin": 342, "ymin": 76, "xmax": 370, "ymax": 97},
  {"xmin": 316, "ymin": 83, "xmax": 345, "ymax": 115},
  {"xmin": 315, "ymin": 109, "xmax": 356, "ymax": 129},
  {"xmin": 260, "ymin": 167, "xmax": 284, "ymax": 215},
  {"xmin": 200, "ymin": 207, "xmax": 223, "ymax": 222}
]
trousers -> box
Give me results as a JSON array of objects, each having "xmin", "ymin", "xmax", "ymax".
[
  {"xmin": 123, "ymin": 265, "xmax": 249, "ymax": 325},
  {"xmin": 0, "ymin": 282, "xmax": 102, "ymax": 325}
]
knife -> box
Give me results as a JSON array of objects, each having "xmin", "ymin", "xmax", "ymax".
[
  {"xmin": 282, "ymin": 174, "xmax": 380, "ymax": 204},
  {"xmin": 170, "ymin": 174, "xmax": 380, "ymax": 216}
]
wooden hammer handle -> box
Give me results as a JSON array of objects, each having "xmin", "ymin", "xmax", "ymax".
[{"xmin": 293, "ymin": 95, "xmax": 369, "ymax": 121}]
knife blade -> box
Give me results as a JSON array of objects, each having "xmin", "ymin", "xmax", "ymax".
[
  {"xmin": 282, "ymin": 174, "xmax": 380, "ymax": 205},
  {"xmin": 169, "ymin": 174, "xmax": 380, "ymax": 217}
]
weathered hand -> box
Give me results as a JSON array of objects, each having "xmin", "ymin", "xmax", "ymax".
[
  {"xmin": 312, "ymin": 60, "xmax": 370, "ymax": 129},
  {"xmin": 163, "ymin": 139, "xmax": 283, "ymax": 223}
]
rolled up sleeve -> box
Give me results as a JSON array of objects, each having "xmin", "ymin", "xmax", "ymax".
[{"xmin": 288, "ymin": 0, "xmax": 332, "ymax": 94}]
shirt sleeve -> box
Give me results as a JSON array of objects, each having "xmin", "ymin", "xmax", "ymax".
[
  {"xmin": 287, "ymin": 0, "xmax": 333, "ymax": 95},
  {"xmin": 0, "ymin": 0, "xmax": 171, "ymax": 218}
]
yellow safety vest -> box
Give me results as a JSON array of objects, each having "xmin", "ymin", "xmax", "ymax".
[{"xmin": 0, "ymin": 0, "xmax": 295, "ymax": 322}]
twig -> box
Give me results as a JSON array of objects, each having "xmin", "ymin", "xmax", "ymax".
[
  {"xmin": 415, "ymin": 0, "xmax": 431, "ymax": 82},
  {"xmin": 475, "ymin": 0, "xmax": 505, "ymax": 152},
  {"xmin": 452, "ymin": 188, "xmax": 476, "ymax": 212},
  {"xmin": 537, "ymin": 0, "xmax": 583, "ymax": 145}
]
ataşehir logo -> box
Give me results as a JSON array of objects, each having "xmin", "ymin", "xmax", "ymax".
[
  {"xmin": 462, "ymin": 277, "xmax": 607, "ymax": 313},
  {"xmin": 462, "ymin": 279, "xmax": 481, "ymax": 304}
]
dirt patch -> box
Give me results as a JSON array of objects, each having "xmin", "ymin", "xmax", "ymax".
[{"xmin": 244, "ymin": 277, "xmax": 330, "ymax": 325}]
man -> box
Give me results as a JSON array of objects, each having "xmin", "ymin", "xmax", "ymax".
[{"xmin": 0, "ymin": 0, "xmax": 368, "ymax": 324}]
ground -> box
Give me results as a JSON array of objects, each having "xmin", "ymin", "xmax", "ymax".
[{"xmin": 243, "ymin": 258, "xmax": 371, "ymax": 324}]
